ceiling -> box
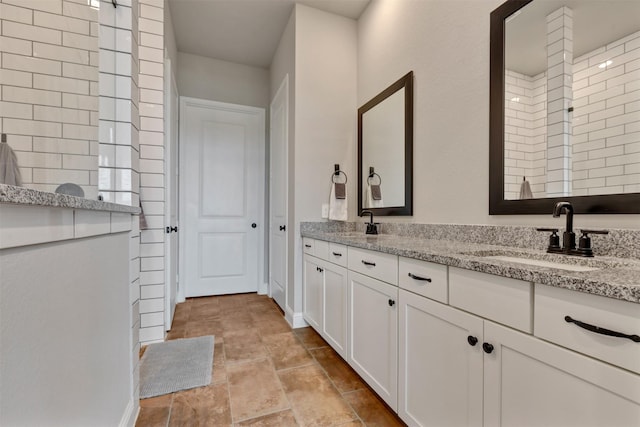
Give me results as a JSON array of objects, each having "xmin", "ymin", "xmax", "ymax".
[
  {"xmin": 506, "ymin": 0, "xmax": 640, "ymax": 76},
  {"xmin": 167, "ymin": 0, "xmax": 371, "ymax": 68}
]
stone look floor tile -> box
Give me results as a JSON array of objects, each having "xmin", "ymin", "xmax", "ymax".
[
  {"xmin": 278, "ymin": 364, "xmax": 357, "ymax": 426},
  {"xmin": 227, "ymin": 358, "xmax": 290, "ymax": 422},
  {"xmin": 168, "ymin": 383, "xmax": 232, "ymax": 426},
  {"xmin": 294, "ymin": 327, "xmax": 329, "ymax": 350},
  {"xmin": 235, "ymin": 409, "xmax": 299, "ymax": 426},
  {"xmin": 311, "ymin": 347, "xmax": 366, "ymax": 393},
  {"xmin": 136, "ymin": 394, "xmax": 172, "ymax": 427},
  {"xmin": 223, "ymin": 328, "xmax": 268, "ymax": 363},
  {"xmin": 263, "ymin": 331, "xmax": 314, "ymax": 371},
  {"xmin": 343, "ymin": 388, "xmax": 405, "ymax": 427},
  {"xmin": 137, "ymin": 293, "xmax": 403, "ymax": 427}
]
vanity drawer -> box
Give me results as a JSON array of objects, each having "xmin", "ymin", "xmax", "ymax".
[
  {"xmin": 399, "ymin": 257, "xmax": 448, "ymax": 304},
  {"xmin": 348, "ymin": 247, "xmax": 398, "ymax": 285},
  {"xmin": 535, "ymin": 284, "xmax": 640, "ymax": 374},
  {"xmin": 449, "ymin": 267, "xmax": 532, "ymax": 333},
  {"xmin": 302, "ymin": 238, "xmax": 315, "ymax": 255},
  {"xmin": 314, "ymin": 240, "xmax": 329, "ymax": 261},
  {"xmin": 328, "ymin": 243, "xmax": 347, "ymax": 267}
]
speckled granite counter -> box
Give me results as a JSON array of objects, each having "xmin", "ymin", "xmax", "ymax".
[
  {"xmin": 0, "ymin": 184, "xmax": 140, "ymax": 214},
  {"xmin": 301, "ymin": 228, "xmax": 640, "ymax": 304}
]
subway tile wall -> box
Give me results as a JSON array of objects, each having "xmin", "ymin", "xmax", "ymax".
[
  {"xmin": 0, "ymin": 0, "xmax": 99, "ymax": 199},
  {"xmin": 137, "ymin": 0, "xmax": 165, "ymax": 345},
  {"xmin": 504, "ymin": 30, "xmax": 640, "ymax": 199}
]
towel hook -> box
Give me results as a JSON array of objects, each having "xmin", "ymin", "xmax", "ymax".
[
  {"xmin": 368, "ymin": 166, "xmax": 381, "ymax": 186},
  {"xmin": 332, "ymin": 168, "xmax": 347, "ymax": 184}
]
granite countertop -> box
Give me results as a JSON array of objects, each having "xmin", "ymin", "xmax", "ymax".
[
  {"xmin": 0, "ymin": 184, "xmax": 140, "ymax": 214},
  {"xmin": 301, "ymin": 230, "xmax": 640, "ymax": 304}
]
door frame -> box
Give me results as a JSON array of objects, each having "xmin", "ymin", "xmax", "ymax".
[
  {"xmin": 178, "ymin": 96, "xmax": 266, "ymax": 299},
  {"xmin": 164, "ymin": 57, "xmax": 180, "ymax": 330},
  {"xmin": 269, "ymin": 75, "xmax": 289, "ymax": 311}
]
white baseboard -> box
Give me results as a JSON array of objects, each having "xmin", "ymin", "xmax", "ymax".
[
  {"xmin": 119, "ymin": 398, "xmax": 138, "ymax": 427},
  {"xmin": 285, "ymin": 307, "xmax": 308, "ymax": 329},
  {"xmin": 258, "ymin": 281, "xmax": 268, "ymax": 295}
]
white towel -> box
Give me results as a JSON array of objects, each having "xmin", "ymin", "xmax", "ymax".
[
  {"xmin": 329, "ymin": 182, "xmax": 348, "ymax": 221},
  {"xmin": 0, "ymin": 143, "xmax": 23, "ymax": 186},
  {"xmin": 364, "ymin": 183, "xmax": 384, "ymax": 208}
]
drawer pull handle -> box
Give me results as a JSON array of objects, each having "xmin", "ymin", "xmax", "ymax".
[
  {"xmin": 408, "ymin": 272, "xmax": 432, "ymax": 282},
  {"xmin": 305, "ymin": 244, "xmax": 312, "ymax": 248},
  {"xmin": 362, "ymin": 260, "xmax": 376, "ymax": 267},
  {"xmin": 564, "ymin": 316, "xmax": 640, "ymax": 343},
  {"xmin": 332, "ymin": 252, "xmax": 343, "ymax": 257}
]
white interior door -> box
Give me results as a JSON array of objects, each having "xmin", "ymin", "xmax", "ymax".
[
  {"xmin": 164, "ymin": 59, "xmax": 179, "ymax": 330},
  {"xmin": 180, "ymin": 97, "xmax": 265, "ymax": 297},
  {"xmin": 269, "ymin": 76, "xmax": 288, "ymax": 311}
]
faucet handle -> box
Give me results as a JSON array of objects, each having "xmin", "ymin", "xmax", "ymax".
[
  {"xmin": 536, "ymin": 228, "xmax": 560, "ymax": 252},
  {"xmin": 577, "ymin": 229, "xmax": 609, "ymax": 257}
]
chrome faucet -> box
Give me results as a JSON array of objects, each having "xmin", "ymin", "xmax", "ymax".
[
  {"xmin": 553, "ymin": 201, "xmax": 575, "ymax": 252},
  {"xmin": 360, "ymin": 210, "xmax": 378, "ymax": 235}
]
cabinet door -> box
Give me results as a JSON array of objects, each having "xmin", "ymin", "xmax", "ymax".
[
  {"xmin": 348, "ymin": 271, "xmax": 398, "ymax": 410},
  {"xmin": 398, "ymin": 290, "xmax": 483, "ymax": 427},
  {"xmin": 303, "ymin": 255, "xmax": 322, "ymax": 330},
  {"xmin": 322, "ymin": 262, "xmax": 348, "ymax": 358},
  {"xmin": 484, "ymin": 321, "xmax": 640, "ymax": 427}
]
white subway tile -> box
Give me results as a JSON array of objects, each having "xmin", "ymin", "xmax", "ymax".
[
  {"xmin": 3, "ymin": 118, "xmax": 61, "ymax": 138},
  {"xmin": 115, "ymin": 29, "xmax": 132, "ymax": 53},
  {"xmin": 0, "ymin": 36, "xmax": 32, "ymax": 56},
  {"xmin": 0, "ymin": 3, "xmax": 34, "ymax": 24},
  {"xmin": 607, "ymin": 173, "xmax": 640, "ymax": 186},
  {"xmin": 138, "ymin": 17, "xmax": 162, "ymax": 35},
  {"xmin": 139, "ymin": 158, "xmax": 163, "ymax": 174},
  {"xmin": 111, "ymin": 212, "xmax": 132, "ymax": 233},
  {"xmin": 2, "ymin": 0, "xmax": 61, "ymax": 14},
  {"xmin": 33, "ymin": 42, "xmax": 89, "ymax": 65},
  {"xmin": 140, "ymin": 270, "xmax": 164, "ymax": 285},
  {"xmin": 116, "ymin": 145, "xmax": 133, "ymax": 168},
  {"xmin": 32, "ymin": 168, "xmax": 89, "ymax": 184},
  {"xmin": 140, "ymin": 172, "xmax": 163, "ymax": 187},
  {"xmin": 3, "ymin": 20, "xmax": 61, "ymax": 45},
  {"xmin": 140, "ymin": 256, "xmax": 164, "ymax": 271},
  {"xmin": 62, "ymin": 154, "xmax": 96, "ymax": 170},
  {"xmin": 62, "ymin": 93, "xmax": 98, "ymax": 111},
  {"xmin": 15, "ymin": 151, "xmax": 62, "ymax": 168},
  {"xmin": 115, "ymin": 168, "xmax": 132, "ymax": 191},
  {"xmin": 62, "ymin": 123, "xmax": 97, "ymax": 140},
  {"xmin": 2, "ymin": 52, "xmax": 61, "ymax": 76},
  {"xmin": 140, "ymin": 311, "xmax": 164, "ymax": 327},
  {"xmin": 62, "ymin": 62, "xmax": 99, "ymax": 82},
  {"xmin": 139, "ymin": 297, "xmax": 164, "ymax": 314},
  {"xmin": 34, "ymin": 10, "xmax": 89, "ymax": 34},
  {"xmin": 139, "ymin": 325, "xmax": 164, "ymax": 343},
  {"xmin": 138, "ymin": 46, "xmax": 163, "ymax": 63},
  {"xmin": 140, "ymin": 144, "xmax": 163, "ymax": 160},
  {"xmin": 63, "ymin": 32, "xmax": 98, "ymax": 51},
  {"xmin": 33, "ymin": 137, "xmax": 89, "ymax": 155},
  {"xmin": 114, "ymin": 191, "xmax": 133, "ymax": 206},
  {"xmin": 141, "ymin": 201, "xmax": 163, "ymax": 215},
  {"xmin": 33, "ymin": 74, "xmax": 89, "ymax": 95},
  {"xmin": 99, "ymin": 167, "xmax": 115, "ymax": 190},
  {"xmin": 62, "ymin": 0, "xmax": 98, "ymax": 21},
  {"xmin": 0, "ymin": 101, "xmax": 32, "ymax": 120},
  {"xmin": 114, "ymin": 4, "xmax": 133, "ymax": 30},
  {"xmin": 139, "ymin": 59, "xmax": 163, "ymax": 77}
]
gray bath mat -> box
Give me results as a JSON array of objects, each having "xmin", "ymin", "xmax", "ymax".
[{"xmin": 140, "ymin": 335, "xmax": 214, "ymax": 399}]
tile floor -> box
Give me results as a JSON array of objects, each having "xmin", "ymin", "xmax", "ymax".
[{"xmin": 136, "ymin": 292, "xmax": 405, "ymax": 426}]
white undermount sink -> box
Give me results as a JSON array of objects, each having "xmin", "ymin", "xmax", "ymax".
[{"xmin": 460, "ymin": 249, "xmax": 620, "ymax": 272}]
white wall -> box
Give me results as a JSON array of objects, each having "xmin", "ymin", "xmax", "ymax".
[
  {"xmin": 164, "ymin": 0, "xmax": 178, "ymax": 77},
  {"xmin": 358, "ymin": 0, "xmax": 639, "ymax": 229},
  {"xmin": 177, "ymin": 52, "xmax": 270, "ymax": 108},
  {"xmin": 0, "ymin": 233, "xmax": 132, "ymax": 426},
  {"xmin": 270, "ymin": 10, "xmax": 297, "ymax": 311},
  {"xmin": 293, "ymin": 5, "xmax": 358, "ymax": 312}
]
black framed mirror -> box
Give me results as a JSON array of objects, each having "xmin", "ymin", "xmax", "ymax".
[
  {"xmin": 358, "ymin": 71, "xmax": 413, "ymax": 216},
  {"xmin": 490, "ymin": 0, "xmax": 640, "ymax": 214}
]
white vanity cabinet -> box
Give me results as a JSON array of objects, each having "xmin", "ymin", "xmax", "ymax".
[
  {"xmin": 301, "ymin": 235, "xmax": 640, "ymax": 427},
  {"xmin": 398, "ymin": 289, "xmax": 483, "ymax": 426},
  {"xmin": 348, "ymin": 270, "xmax": 399, "ymax": 410},
  {"xmin": 302, "ymin": 239, "xmax": 348, "ymax": 358}
]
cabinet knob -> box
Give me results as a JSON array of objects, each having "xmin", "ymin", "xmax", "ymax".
[
  {"xmin": 482, "ymin": 342, "xmax": 494, "ymax": 354},
  {"xmin": 388, "ymin": 299, "xmax": 395, "ymax": 307},
  {"xmin": 467, "ymin": 336, "xmax": 478, "ymax": 346}
]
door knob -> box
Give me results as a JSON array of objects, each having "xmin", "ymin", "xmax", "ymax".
[
  {"xmin": 279, "ymin": 225, "xmax": 286, "ymax": 231},
  {"xmin": 251, "ymin": 223, "xmax": 257, "ymax": 228},
  {"xmin": 166, "ymin": 226, "xmax": 178, "ymax": 233}
]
